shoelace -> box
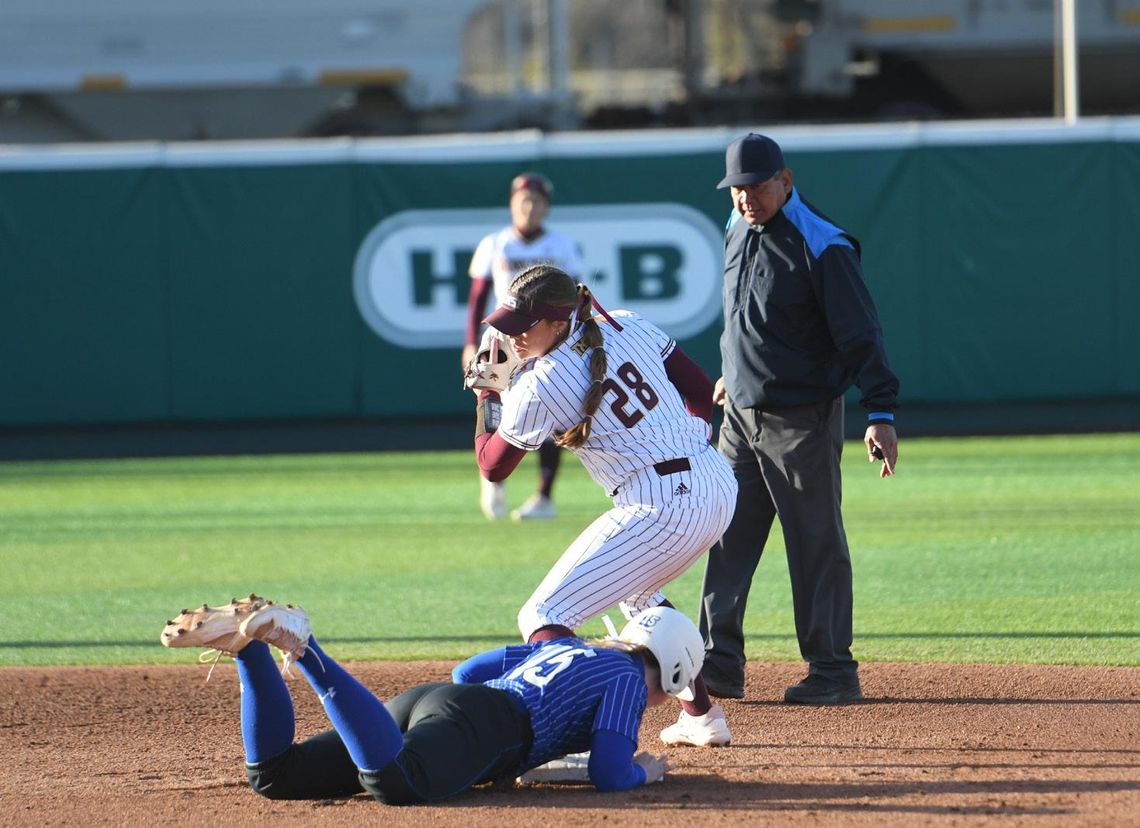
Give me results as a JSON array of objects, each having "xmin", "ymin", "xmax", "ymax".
[
  {"xmin": 198, "ymin": 648, "xmax": 230, "ymax": 683},
  {"xmin": 196, "ymin": 642, "xmax": 323, "ymax": 681},
  {"xmin": 280, "ymin": 643, "xmax": 323, "ymax": 678}
]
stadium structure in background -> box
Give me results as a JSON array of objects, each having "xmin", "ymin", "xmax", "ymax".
[{"xmin": 1, "ymin": 0, "xmax": 1138, "ymax": 143}]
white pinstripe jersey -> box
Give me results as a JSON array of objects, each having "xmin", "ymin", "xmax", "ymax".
[
  {"xmin": 469, "ymin": 226, "xmax": 584, "ymax": 302},
  {"xmin": 498, "ymin": 311, "xmax": 711, "ymax": 496}
]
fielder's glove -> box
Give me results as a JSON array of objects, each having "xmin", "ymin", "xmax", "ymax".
[{"xmin": 463, "ymin": 328, "xmax": 522, "ymax": 395}]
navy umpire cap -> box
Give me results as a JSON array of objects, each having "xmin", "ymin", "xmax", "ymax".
[{"xmin": 717, "ymin": 133, "xmax": 785, "ymax": 189}]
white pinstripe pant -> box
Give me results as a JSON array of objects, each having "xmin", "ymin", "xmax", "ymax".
[{"xmin": 517, "ymin": 446, "xmax": 738, "ymax": 638}]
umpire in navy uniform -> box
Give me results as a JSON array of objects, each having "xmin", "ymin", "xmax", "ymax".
[{"xmin": 699, "ymin": 133, "xmax": 900, "ymax": 705}]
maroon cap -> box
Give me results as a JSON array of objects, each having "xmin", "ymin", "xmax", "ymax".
[
  {"xmin": 484, "ymin": 292, "xmax": 572, "ymax": 336},
  {"xmin": 510, "ymin": 172, "xmax": 553, "ymax": 199}
]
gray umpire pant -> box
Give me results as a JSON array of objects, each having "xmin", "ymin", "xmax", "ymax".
[{"xmin": 699, "ymin": 395, "xmax": 858, "ymax": 687}]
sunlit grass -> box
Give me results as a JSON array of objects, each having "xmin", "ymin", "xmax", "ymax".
[{"xmin": 1, "ymin": 433, "xmax": 1136, "ymax": 666}]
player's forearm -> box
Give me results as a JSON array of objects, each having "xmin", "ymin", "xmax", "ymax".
[
  {"xmin": 588, "ymin": 731, "xmax": 647, "ymax": 791},
  {"xmin": 474, "ymin": 398, "xmax": 527, "ymax": 481}
]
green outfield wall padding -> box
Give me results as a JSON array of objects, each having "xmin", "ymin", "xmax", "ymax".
[
  {"xmin": 1, "ymin": 125, "xmax": 1138, "ymax": 429},
  {"xmin": 163, "ymin": 165, "xmax": 359, "ymax": 420},
  {"xmin": 1117, "ymin": 141, "xmax": 1140, "ymax": 395},
  {"xmin": 0, "ymin": 168, "xmax": 169, "ymax": 424},
  {"xmin": 923, "ymin": 143, "xmax": 1117, "ymax": 402}
]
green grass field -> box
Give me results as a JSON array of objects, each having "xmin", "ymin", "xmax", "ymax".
[{"xmin": 1, "ymin": 433, "xmax": 1137, "ymax": 668}]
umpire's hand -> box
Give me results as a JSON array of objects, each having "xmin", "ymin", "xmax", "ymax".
[{"xmin": 865, "ymin": 424, "xmax": 898, "ymax": 478}]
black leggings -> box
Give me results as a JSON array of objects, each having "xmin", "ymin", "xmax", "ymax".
[{"xmin": 246, "ymin": 683, "xmax": 532, "ymax": 805}]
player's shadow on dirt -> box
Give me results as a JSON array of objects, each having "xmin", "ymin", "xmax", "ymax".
[
  {"xmin": 729, "ymin": 742, "xmax": 1140, "ymax": 756},
  {"xmin": 856, "ymin": 695, "xmax": 1138, "ymax": 706},
  {"xmin": 490, "ymin": 777, "xmax": 1140, "ymax": 816},
  {"xmin": 734, "ymin": 696, "xmax": 1140, "ymax": 709},
  {"xmin": 672, "ymin": 777, "xmax": 1140, "ymax": 811}
]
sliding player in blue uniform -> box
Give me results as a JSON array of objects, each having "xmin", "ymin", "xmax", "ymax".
[{"xmin": 161, "ymin": 595, "xmax": 704, "ymax": 803}]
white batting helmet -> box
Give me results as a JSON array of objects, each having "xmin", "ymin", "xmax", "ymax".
[{"xmin": 618, "ymin": 607, "xmax": 705, "ymax": 700}]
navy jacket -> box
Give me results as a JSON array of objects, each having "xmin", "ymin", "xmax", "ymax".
[{"xmin": 720, "ymin": 187, "xmax": 899, "ymax": 415}]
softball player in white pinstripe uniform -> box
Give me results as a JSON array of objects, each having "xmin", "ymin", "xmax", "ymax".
[
  {"xmin": 472, "ymin": 264, "xmax": 739, "ymax": 747},
  {"xmin": 464, "ymin": 173, "xmax": 583, "ymax": 522}
]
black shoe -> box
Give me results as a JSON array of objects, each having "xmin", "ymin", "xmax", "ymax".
[
  {"xmin": 701, "ymin": 663, "xmax": 745, "ymax": 700},
  {"xmin": 705, "ymin": 678, "xmax": 745, "ymax": 700},
  {"xmin": 784, "ymin": 674, "xmax": 863, "ymax": 706}
]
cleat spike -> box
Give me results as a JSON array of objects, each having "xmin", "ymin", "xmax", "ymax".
[{"xmin": 161, "ymin": 594, "xmax": 268, "ymax": 657}]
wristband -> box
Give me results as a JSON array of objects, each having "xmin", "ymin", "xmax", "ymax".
[{"xmin": 475, "ymin": 396, "xmax": 502, "ymax": 436}]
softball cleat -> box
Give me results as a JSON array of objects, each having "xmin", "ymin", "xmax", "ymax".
[
  {"xmin": 511, "ymin": 493, "xmax": 556, "ymax": 521},
  {"xmin": 480, "ymin": 478, "xmax": 507, "ymax": 520},
  {"xmin": 238, "ymin": 602, "xmax": 314, "ymax": 668},
  {"xmin": 659, "ymin": 704, "xmax": 732, "ymax": 747},
  {"xmin": 160, "ymin": 594, "xmax": 271, "ymax": 656}
]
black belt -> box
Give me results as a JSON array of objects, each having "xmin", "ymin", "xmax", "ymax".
[{"xmin": 653, "ymin": 458, "xmax": 691, "ymax": 476}]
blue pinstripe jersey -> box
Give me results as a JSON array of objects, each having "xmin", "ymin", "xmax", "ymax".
[{"xmin": 483, "ymin": 639, "xmax": 648, "ymax": 769}]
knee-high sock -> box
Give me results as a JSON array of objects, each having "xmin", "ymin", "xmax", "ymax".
[
  {"xmin": 538, "ymin": 440, "xmax": 561, "ymax": 497},
  {"xmin": 293, "ymin": 637, "xmax": 404, "ymax": 772},
  {"xmin": 681, "ymin": 673, "xmax": 714, "ymax": 717},
  {"xmin": 235, "ymin": 641, "xmax": 295, "ymax": 763}
]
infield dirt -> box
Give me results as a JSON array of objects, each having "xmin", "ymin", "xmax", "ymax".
[{"xmin": 2, "ymin": 661, "xmax": 1136, "ymax": 826}]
